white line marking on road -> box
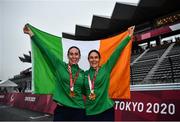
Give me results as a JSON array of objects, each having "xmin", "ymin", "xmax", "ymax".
[{"xmin": 29, "ymin": 114, "xmax": 50, "ymax": 119}]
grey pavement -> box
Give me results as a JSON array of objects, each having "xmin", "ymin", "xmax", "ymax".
[{"xmin": 0, "ymin": 103, "xmax": 53, "ymax": 121}]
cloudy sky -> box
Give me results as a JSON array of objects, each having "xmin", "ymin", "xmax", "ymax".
[{"xmin": 0, "ymin": 0, "xmax": 139, "ymax": 80}]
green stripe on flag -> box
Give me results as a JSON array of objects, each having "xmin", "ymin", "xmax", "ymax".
[{"xmin": 28, "ymin": 24, "xmax": 63, "ymax": 94}]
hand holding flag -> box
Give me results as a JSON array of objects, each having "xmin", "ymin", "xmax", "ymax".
[
  {"xmin": 128, "ymin": 26, "xmax": 135, "ymax": 37},
  {"xmin": 23, "ymin": 24, "xmax": 34, "ymax": 37}
]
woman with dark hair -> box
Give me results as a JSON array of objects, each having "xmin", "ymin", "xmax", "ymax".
[
  {"xmin": 23, "ymin": 24, "xmax": 85, "ymax": 121},
  {"xmin": 84, "ymin": 26, "xmax": 135, "ymax": 121}
]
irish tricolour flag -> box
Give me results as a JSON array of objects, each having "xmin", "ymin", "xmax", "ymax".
[{"xmin": 28, "ymin": 24, "xmax": 132, "ymax": 99}]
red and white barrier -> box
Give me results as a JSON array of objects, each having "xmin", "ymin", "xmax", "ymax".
[
  {"xmin": 0, "ymin": 90, "xmax": 180, "ymax": 120},
  {"xmin": 0, "ymin": 93, "xmax": 56, "ymax": 114}
]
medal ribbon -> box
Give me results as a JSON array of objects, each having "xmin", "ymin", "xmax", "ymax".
[
  {"xmin": 68, "ymin": 64, "xmax": 80, "ymax": 92},
  {"xmin": 88, "ymin": 68, "xmax": 99, "ymax": 94}
]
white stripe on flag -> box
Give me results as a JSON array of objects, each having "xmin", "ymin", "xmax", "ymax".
[{"xmin": 62, "ymin": 38, "xmax": 100, "ymax": 70}]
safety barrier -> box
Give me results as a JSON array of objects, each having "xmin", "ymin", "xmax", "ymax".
[{"xmin": 0, "ymin": 90, "xmax": 180, "ymax": 120}]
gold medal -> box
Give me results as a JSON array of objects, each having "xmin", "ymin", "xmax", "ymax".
[
  {"xmin": 89, "ymin": 93, "xmax": 96, "ymax": 100},
  {"xmin": 70, "ymin": 91, "xmax": 75, "ymax": 97}
]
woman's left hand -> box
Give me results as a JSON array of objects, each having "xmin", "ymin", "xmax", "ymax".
[{"xmin": 128, "ymin": 26, "xmax": 135, "ymax": 37}]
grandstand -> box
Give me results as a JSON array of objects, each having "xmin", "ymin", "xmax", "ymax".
[
  {"xmin": 149, "ymin": 41, "xmax": 180, "ymax": 83},
  {"xmin": 131, "ymin": 39, "xmax": 180, "ymax": 85}
]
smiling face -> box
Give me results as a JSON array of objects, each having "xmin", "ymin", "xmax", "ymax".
[
  {"xmin": 68, "ymin": 47, "xmax": 81, "ymax": 65},
  {"xmin": 88, "ymin": 51, "xmax": 100, "ymax": 70}
]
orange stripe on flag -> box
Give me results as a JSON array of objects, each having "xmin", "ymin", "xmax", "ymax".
[{"xmin": 99, "ymin": 31, "xmax": 132, "ymax": 99}]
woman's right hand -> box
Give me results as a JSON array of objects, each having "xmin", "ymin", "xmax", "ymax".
[{"xmin": 23, "ymin": 24, "xmax": 34, "ymax": 37}]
